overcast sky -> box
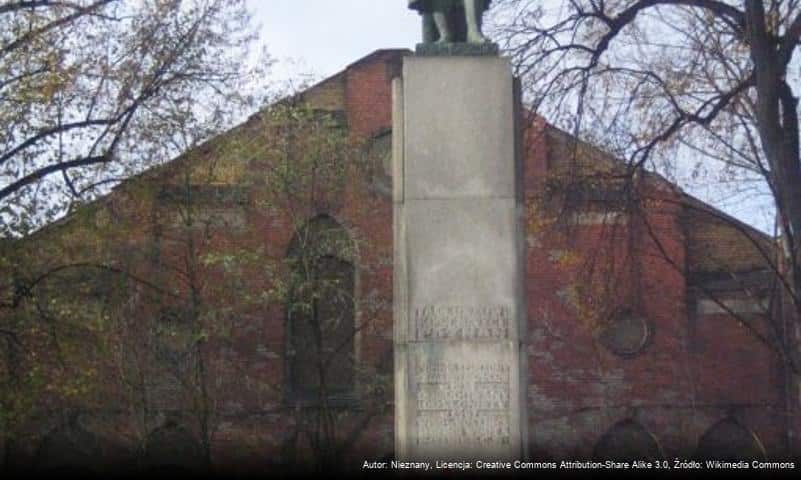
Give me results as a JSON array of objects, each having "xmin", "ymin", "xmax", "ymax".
[{"xmin": 247, "ymin": 0, "xmax": 419, "ymax": 82}]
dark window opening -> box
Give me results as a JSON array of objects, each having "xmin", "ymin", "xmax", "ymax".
[
  {"xmin": 143, "ymin": 423, "xmax": 206, "ymax": 471},
  {"xmin": 696, "ymin": 418, "xmax": 766, "ymax": 461},
  {"xmin": 286, "ymin": 216, "xmax": 356, "ymax": 404},
  {"xmin": 594, "ymin": 419, "xmax": 663, "ymax": 461}
]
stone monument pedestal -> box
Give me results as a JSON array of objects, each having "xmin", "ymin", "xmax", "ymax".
[{"xmin": 393, "ymin": 55, "xmax": 527, "ymax": 461}]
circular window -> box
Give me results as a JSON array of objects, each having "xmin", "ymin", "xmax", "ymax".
[{"xmin": 598, "ymin": 311, "xmax": 651, "ymax": 357}]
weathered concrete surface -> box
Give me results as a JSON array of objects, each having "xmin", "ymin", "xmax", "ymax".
[
  {"xmin": 393, "ymin": 56, "xmax": 527, "ymax": 461},
  {"xmin": 402, "ymin": 58, "xmax": 516, "ymax": 200}
]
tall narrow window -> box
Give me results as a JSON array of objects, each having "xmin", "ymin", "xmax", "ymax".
[{"xmin": 286, "ymin": 216, "xmax": 356, "ymax": 402}]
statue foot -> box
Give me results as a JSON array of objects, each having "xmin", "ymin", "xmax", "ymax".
[
  {"xmin": 467, "ymin": 32, "xmax": 490, "ymax": 43},
  {"xmin": 467, "ymin": 33, "xmax": 490, "ymax": 44}
]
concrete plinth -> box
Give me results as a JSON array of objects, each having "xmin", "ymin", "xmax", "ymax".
[{"xmin": 393, "ymin": 56, "xmax": 527, "ymax": 461}]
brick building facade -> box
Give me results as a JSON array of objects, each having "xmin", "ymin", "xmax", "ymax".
[{"xmin": 0, "ymin": 49, "xmax": 796, "ymax": 474}]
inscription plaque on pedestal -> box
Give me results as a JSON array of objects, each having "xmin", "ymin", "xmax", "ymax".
[{"xmin": 393, "ymin": 56, "xmax": 527, "ymax": 461}]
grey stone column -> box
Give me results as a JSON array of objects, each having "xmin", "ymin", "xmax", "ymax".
[{"xmin": 393, "ymin": 55, "xmax": 527, "ymax": 461}]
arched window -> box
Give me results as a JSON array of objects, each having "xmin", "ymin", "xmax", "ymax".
[
  {"xmin": 36, "ymin": 424, "xmax": 101, "ymax": 474},
  {"xmin": 143, "ymin": 422, "xmax": 206, "ymax": 472},
  {"xmin": 593, "ymin": 419, "xmax": 663, "ymax": 461},
  {"xmin": 696, "ymin": 418, "xmax": 766, "ymax": 460},
  {"xmin": 286, "ymin": 215, "xmax": 356, "ymax": 402}
]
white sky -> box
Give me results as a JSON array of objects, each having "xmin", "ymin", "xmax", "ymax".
[{"xmin": 247, "ymin": 0, "xmax": 419, "ymax": 82}]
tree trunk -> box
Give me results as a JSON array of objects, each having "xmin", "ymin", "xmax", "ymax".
[{"xmin": 745, "ymin": 0, "xmax": 801, "ymax": 458}]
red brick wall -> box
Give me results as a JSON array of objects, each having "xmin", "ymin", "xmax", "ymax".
[
  {"xmin": 2, "ymin": 50, "xmax": 794, "ymax": 473},
  {"xmin": 344, "ymin": 50, "xmax": 405, "ymax": 139},
  {"xmin": 334, "ymin": 50, "xmax": 790, "ymax": 461}
]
